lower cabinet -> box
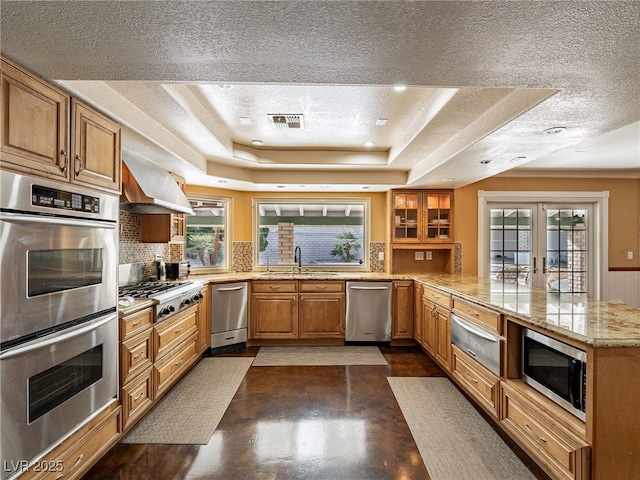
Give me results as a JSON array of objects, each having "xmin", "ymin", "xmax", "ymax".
[
  {"xmin": 197, "ymin": 285, "xmax": 211, "ymax": 354},
  {"xmin": 19, "ymin": 401, "xmax": 121, "ymax": 480},
  {"xmin": 250, "ymin": 280, "xmax": 345, "ymax": 342},
  {"xmin": 391, "ymin": 280, "xmax": 414, "ymax": 341},
  {"xmin": 451, "ymin": 344, "xmax": 499, "ymax": 416},
  {"xmin": 421, "ymin": 296, "xmax": 451, "ymax": 370},
  {"xmin": 500, "ymin": 382, "xmax": 590, "ymax": 480}
]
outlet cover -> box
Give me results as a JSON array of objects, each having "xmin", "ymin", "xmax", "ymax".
[
  {"xmin": 378, "ymin": 251, "xmax": 384, "ymax": 261},
  {"xmin": 426, "ymin": 251, "xmax": 433, "ymax": 260},
  {"xmin": 415, "ymin": 251, "xmax": 424, "ymax": 261}
]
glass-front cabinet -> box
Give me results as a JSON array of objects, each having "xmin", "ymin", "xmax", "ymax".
[
  {"xmin": 425, "ymin": 191, "xmax": 452, "ymax": 242},
  {"xmin": 392, "ymin": 191, "xmax": 421, "ymax": 242},
  {"xmin": 391, "ymin": 190, "xmax": 453, "ymax": 244}
]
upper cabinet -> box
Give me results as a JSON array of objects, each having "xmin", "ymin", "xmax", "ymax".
[
  {"xmin": 391, "ymin": 189, "xmax": 453, "ymax": 244},
  {"xmin": 1, "ymin": 56, "xmax": 121, "ymax": 194}
]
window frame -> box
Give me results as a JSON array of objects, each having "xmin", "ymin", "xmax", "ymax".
[
  {"xmin": 184, "ymin": 194, "xmax": 232, "ymax": 273},
  {"xmin": 252, "ymin": 197, "xmax": 371, "ymax": 272}
]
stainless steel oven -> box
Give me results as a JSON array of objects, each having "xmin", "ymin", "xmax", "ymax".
[
  {"xmin": 0, "ymin": 314, "xmax": 118, "ymax": 479},
  {"xmin": 0, "ymin": 170, "xmax": 119, "ymax": 479},
  {"xmin": 0, "ymin": 171, "xmax": 118, "ymax": 345}
]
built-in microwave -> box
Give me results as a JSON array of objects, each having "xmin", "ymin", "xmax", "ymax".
[{"xmin": 522, "ymin": 328, "xmax": 587, "ymax": 421}]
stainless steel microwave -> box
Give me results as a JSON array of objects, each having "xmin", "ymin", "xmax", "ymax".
[{"xmin": 522, "ymin": 328, "xmax": 587, "ymax": 421}]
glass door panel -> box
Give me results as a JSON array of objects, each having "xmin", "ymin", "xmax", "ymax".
[
  {"xmin": 490, "ymin": 209, "xmax": 533, "ymax": 292},
  {"xmin": 545, "ymin": 208, "xmax": 588, "ymax": 293}
]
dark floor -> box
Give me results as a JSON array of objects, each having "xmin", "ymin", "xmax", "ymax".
[{"xmin": 83, "ymin": 346, "xmax": 550, "ymax": 480}]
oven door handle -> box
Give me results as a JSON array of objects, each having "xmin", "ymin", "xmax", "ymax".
[
  {"xmin": 0, "ymin": 314, "xmax": 116, "ymax": 359},
  {"xmin": 0, "ymin": 212, "xmax": 116, "ymax": 229}
]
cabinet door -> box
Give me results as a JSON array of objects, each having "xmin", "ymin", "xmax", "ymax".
[
  {"xmin": 392, "ymin": 191, "xmax": 421, "ymax": 243},
  {"xmin": 251, "ymin": 293, "xmax": 299, "ymax": 339},
  {"xmin": 1, "ymin": 57, "xmax": 70, "ymax": 179},
  {"xmin": 392, "ymin": 280, "xmax": 414, "ymax": 339},
  {"xmin": 197, "ymin": 286, "xmax": 211, "ymax": 354},
  {"xmin": 435, "ymin": 305, "xmax": 451, "ymax": 370},
  {"xmin": 413, "ymin": 282, "xmax": 423, "ymax": 343},
  {"xmin": 422, "ymin": 298, "xmax": 437, "ymax": 354},
  {"xmin": 71, "ymin": 99, "xmax": 121, "ymax": 193},
  {"xmin": 424, "ymin": 191, "xmax": 453, "ymax": 242},
  {"xmin": 299, "ymin": 293, "xmax": 345, "ymax": 338}
]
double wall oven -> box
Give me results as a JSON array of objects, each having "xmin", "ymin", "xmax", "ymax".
[{"xmin": 0, "ymin": 171, "xmax": 118, "ymax": 479}]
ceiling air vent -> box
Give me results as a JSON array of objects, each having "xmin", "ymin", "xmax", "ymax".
[{"xmin": 268, "ymin": 114, "xmax": 304, "ymax": 129}]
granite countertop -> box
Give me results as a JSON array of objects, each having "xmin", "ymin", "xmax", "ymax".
[
  {"xmin": 412, "ymin": 273, "xmax": 640, "ymax": 348},
  {"xmin": 191, "ymin": 271, "xmax": 640, "ymax": 348}
]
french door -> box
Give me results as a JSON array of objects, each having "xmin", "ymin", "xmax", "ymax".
[{"xmin": 488, "ymin": 203, "xmax": 593, "ymax": 294}]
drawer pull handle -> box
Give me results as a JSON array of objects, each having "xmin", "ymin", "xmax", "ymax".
[
  {"xmin": 467, "ymin": 309, "xmax": 480, "ymax": 317},
  {"xmin": 224, "ymin": 336, "xmax": 234, "ymax": 340},
  {"xmin": 133, "ymin": 351, "xmax": 144, "ymax": 360},
  {"xmin": 174, "ymin": 356, "xmax": 186, "ymax": 366},
  {"xmin": 175, "ymin": 325, "xmax": 185, "ymax": 333},
  {"xmin": 524, "ymin": 423, "xmax": 547, "ymax": 443},
  {"xmin": 269, "ymin": 285, "xmax": 281, "ymax": 290},
  {"xmin": 134, "ymin": 391, "xmax": 146, "ymax": 401},
  {"xmin": 467, "ymin": 349, "xmax": 477, "ymax": 358},
  {"xmin": 465, "ymin": 372, "xmax": 478, "ymax": 384},
  {"xmin": 54, "ymin": 454, "xmax": 83, "ymax": 479},
  {"xmin": 316, "ymin": 285, "xmax": 327, "ymax": 290},
  {"xmin": 132, "ymin": 320, "xmax": 142, "ymax": 326}
]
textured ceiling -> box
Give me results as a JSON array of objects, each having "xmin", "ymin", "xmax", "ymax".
[{"xmin": 1, "ymin": 1, "xmax": 638, "ymax": 191}]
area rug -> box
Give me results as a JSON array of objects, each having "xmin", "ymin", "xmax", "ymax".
[
  {"xmin": 252, "ymin": 346, "xmax": 388, "ymax": 366},
  {"xmin": 387, "ymin": 377, "xmax": 535, "ymax": 480},
  {"xmin": 121, "ymin": 357, "xmax": 253, "ymax": 444}
]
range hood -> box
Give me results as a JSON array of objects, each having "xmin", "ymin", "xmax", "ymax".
[{"xmin": 120, "ymin": 152, "xmax": 194, "ymax": 215}]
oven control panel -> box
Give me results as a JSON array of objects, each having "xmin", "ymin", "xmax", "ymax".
[{"xmin": 32, "ymin": 184, "xmax": 100, "ymax": 213}]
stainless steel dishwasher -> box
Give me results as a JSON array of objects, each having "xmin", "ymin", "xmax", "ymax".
[
  {"xmin": 210, "ymin": 282, "xmax": 248, "ymax": 353},
  {"xmin": 345, "ymin": 281, "xmax": 392, "ymax": 342}
]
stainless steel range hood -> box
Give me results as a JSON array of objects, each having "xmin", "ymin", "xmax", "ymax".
[{"xmin": 120, "ymin": 152, "xmax": 194, "ymax": 215}]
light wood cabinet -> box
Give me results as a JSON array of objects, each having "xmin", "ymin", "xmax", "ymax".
[
  {"xmin": 1, "ymin": 56, "xmax": 121, "ymax": 194},
  {"xmin": 250, "ymin": 280, "xmax": 346, "ymax": 342},
  {"xmin": 419, "ymin": 284, "xmax": 452, "ymax": 370},
  {"xmin": 391, "ymin": 189, "xmax": 453, "ymax": 244},
  {"xmin": 452, "ymin": 296, "xmax": 501, "ymax": 335},
  {"xmin": 154, "ymin": 333, "xmax": 198, "ymax": 399},
  {"xmin": 19, "ymin": 401, "xmax": 121, "ymax": 480},
  {"xmin": 501, "ymin": 381, "xmax": 590, "ymax": 480},
  {"xmin": 140, "ymin": 173, "xmax": 186, "ymax": 243},
  {"xmin": 120, "ymin": 327, "xmax": 153, "ymax": 385},
  {"xmin": 413, "ymin": 282, "xmax": 423, "ymax": 345},
  {"xmin": 121, "ymin": 368, "xmax": 154, "ymax": 430},
  {"xmin": 197, "ymin": 285, "xmax": 211, "ymax": 354},
  {"xmin": 392, "ymin": 280, "xmax": 414, "ymax": 341},
  {"xmin": 451, "ymin": 344, "xmax": 500, "ymax": 416}
]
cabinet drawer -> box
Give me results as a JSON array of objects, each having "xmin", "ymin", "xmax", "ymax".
[
  {"xmin": 121, "ymin": 327, "xmax": 153, "ymax": 384},
  {"xmin": 423, "ymin": 285, "xmax": 451, "ymax": 308},
  {"xmin": 299, "ymin": 281, "xmax": 344, "ymax": 292},
  {"xmin": 451, "ymin": 345, "xmax": 499, "ymax": 416},
  {"xmin": 252, "ymin": 281, "xmax": 298, "ymax": 293},
  {"xmin": 501, "ymin": 383, "xmax": 590, "ymax": 480},
  {"xmin": 121, "ymin": 367, "xmax": 154, "ymax": 430},
  {"xmin": 154, "ymin": 334, "xmax": 198, "ymax": 398},
  {"xmin": 36, "ymin": 405, "xmax": 121, "ymax": 480},
  {"xmin": 154, "ymin": 308, "xmax": 197, "ymax": 359},
  {"xmin": 452, "ymin": 297, "xmax": 501, "ymax": 334},
  {"xmin": 120, "ymin": 307, "xmax": 153, "ymax": 340}
]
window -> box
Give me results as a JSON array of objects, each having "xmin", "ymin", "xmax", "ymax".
[
  {"xmin": 185, "ymin": 197, "xmax": 229, "ymax": 270},
  {"xmin": 254, "ymin": 199, "xmax": 369, "ymax": 270}
]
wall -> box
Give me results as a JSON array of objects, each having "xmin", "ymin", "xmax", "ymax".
[{"xmin": 454, "ymin": 176, "xmax": 639, "ymax": 275}]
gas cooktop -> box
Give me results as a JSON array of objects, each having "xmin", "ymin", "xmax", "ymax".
[{"xmin": 118, "ymin": 281, "xmax": 192, "ymax": 299}]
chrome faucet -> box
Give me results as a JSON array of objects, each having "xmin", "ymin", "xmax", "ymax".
[{"xmin": 294, "ymin": 246, "xmax": 302, "ymax": 272}]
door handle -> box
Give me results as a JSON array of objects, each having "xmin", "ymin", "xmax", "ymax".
[{"xmin": 532, "ymin": 257, "xmax": 537, "ymax": 274}]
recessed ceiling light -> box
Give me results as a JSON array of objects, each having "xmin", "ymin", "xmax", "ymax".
[
  {"xmin": 443, "ymin": 178, "xmax": 454, "ymax": 182},
  {"xmin": 251, "ymin": 139, "xmax": 264, "ymax": 146},
  {"xmin": 375, "ymin": 118, "xmax": 388, "ymax": 126},
  {"xmin": 217, "ymin": 84, "xmax": 233, "ymax": 90},
  {"xmin": 480, "ymin": 159, "xmax": 492, "ymax": 165},
  {"xmin": 239, "ymin": 117, "xmax": 252, "ymax": 125},
  {"xmin": 543, "ymin": 126, "xmax": 567, "ymax": 135},
  {"xmin": 364, "ymin": 141, "xmax": 375, "ymax": 147},
  {"xmin": 391, "ymin": 85, "xmax": 407, "ymax": 92}
]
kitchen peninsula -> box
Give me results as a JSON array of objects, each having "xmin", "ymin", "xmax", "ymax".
[{"xmin": 187, "ymin": 271, "xmax": 640, "ymax": 480}]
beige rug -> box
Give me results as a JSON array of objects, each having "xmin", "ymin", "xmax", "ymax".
[
  {"xmin": 388, "ymin": 377, "xmax": 536, "ymax": 480},
  {"xmin": 121, "ymin": 357, "xmax": 253, "ymax": 444},
  {"xmin": 252, "ymin": 346, "xmax": 388, "ymax": 366}
]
